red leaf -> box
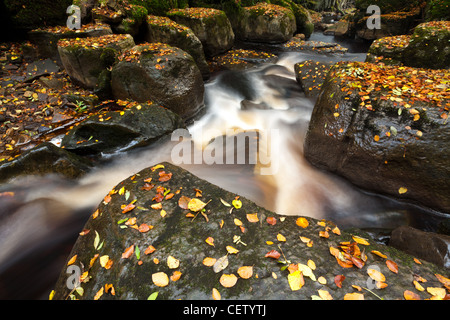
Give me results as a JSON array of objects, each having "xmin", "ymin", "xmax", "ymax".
[
  {"xmin": 266, "ymin": 217, "xmax": 277, "ymax": 225},
  {"xmin": 334, "ymin": 274, "xmax": 345, "ymax": 288},
  {"xmin": 265, "ymin": 250, "xmax": 281, "ymax": 259}
]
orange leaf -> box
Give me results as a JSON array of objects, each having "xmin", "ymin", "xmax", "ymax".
[
  {"xmin": 170, "ymin": 270, "xmax": 182, "ymax": 282},
  {"xmin": 367, "ymin": 268, "xmax": 386, "ymax": 282},
  {"xmin": 94, "ymin": 287, "xmax": 104, "ymax": 300},
  {"xmin": 246, "ymin": 213, "xmax": 259, "ymax": 222},
  {"xmin": 202, "ymin": 257, "xmax": 217, "ymax": 266},
  {"xmin": 266, "ymin": 217, "xmax": 277, "ymax": 225},
  {"xmin": 144, "ymin": 245, "xmax": 156, "ymax": 255},
  {"xmin": 371, "ymin": 250, "xmax": 387, "ymax": 259},
  {"xmin": 158, "ymin": 171, "xmax": 172, "ymax": 182},
  {"xmin": 386, "ymin": 260, "xmax": 398, "ymax": 273},
  {"xmin": 122, "ymin": 202, "xmax": 136, "ymax": 214},
  {"xmin": 121, "ymin": 244, "xmax": 134, "ymax": 259},
  {"xmin": 237, "ymin": 266, "xmax": 253, "ymax": 279},
  {"xmin": 344, "ymin": 292, "xmax": 364, "ymax": 300},
  {"xmin": 138, "ymin": 223, "xmax": 152, "ymax": 233},
  {"xmin": 212, "ymin": 288, "xmax": 221, "ymax": 300},
  {"xmin": 334, "ymin": 274, "xmax": 345, "ymax": 288},
  {"xmin": 404, "ymin": 290, "xmax": 421, "ymax": 300},
  {"xmin": 67, "ymin": 255, "xmax": 77, "ymax": 266},
  {"xmin": 219, "ymin": 274, "xmax": 238, "ymax": 288},
  {"xmin": 296, "ymin": 217, "xmax": 309, "ymax": 228},
  {"xmin": 265, "ymin": 250, "xmax": 281, "ymax": 259},
  {"xmin": 152, "ymin": 272, "xmax": 169, "ymax": 287},
  {"xmin": 435, "ymin": 274, "xmax": 450, "ymax": 290}
]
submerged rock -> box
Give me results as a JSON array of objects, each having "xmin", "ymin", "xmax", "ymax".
[
  {"xmin": 304, "ymin": 61, "xmax": 450, "ymax": 214},
  {"xmin": 0, "ymin": 142, "xmax": 92, "ymax": 183},
  {"xmin": 167, "ymin": 7, "xmax": 235, "ymax": 57},
  {"xmin": 61, "ymin": 103, "xmax": 185, "ymax": 155},
  {"xmin": 51, "ymin": 162, "xmax": 448, "ymax": 300},
  {"xmin": 57, "ymin": 34, "xmax": 135, "ymax": 89},
  {"xmin": 110, "ymin": 42, "xmax": 205, "ymax": 121}
]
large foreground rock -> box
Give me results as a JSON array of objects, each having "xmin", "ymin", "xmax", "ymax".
[
  {"xmin": 110, "ymin": 43, "xmax": 205, "ymax": 121},
  {"xmin": 58, "ymin": 34, "xmax": 135, "ymax": 89},
  {"xmin": 51, "ymin": 162, "xmax": 449, "ymax": 300},
  {"xmin": 304, "ymin": 61, "xmax": 450, "ymax": 214},
  {"xmin": 235, "ymin": 3, "xmax": 296, "ymax": 43},
  {"xmin": 167, "ymin": 7, "xmax": 234, "ymax": 57},
  {"xmin": 61, "ymin": 103, "xmax": 185, "ymax": 155}
]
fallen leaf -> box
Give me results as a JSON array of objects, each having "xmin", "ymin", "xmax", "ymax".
[
  {"xmin": 213, "ymin": 255, "xmax": 229, "ymax": 273},
  {"xmin": 226, "ymin": 246, "xmax": 239, "ymax": 254},
  {"xmin": 319, "ymin": 230, "xmax": 329, "ymax": 238},
  {"xmin": 344, "ymin": 292, "xmax": 364, "ymax": 300},
  {"xmin": 178, "ymin": 196, "xmax": 191, "ymax": 209},
  {"xmin": 435, "ymin": 274, "xmax": 450, "ymax": 290},
  {"xmin": 367, "ymin": 268, "xmax": 386, "ymax": 282},
  {"xmin": 167, "ymin": 256, "xmax": 180, "ymax": 269},
  {"xmin": 299, "ymin": 236, "xmax": 311, "ymax": 243},
  {"xmin": 67, "ymin": 255, "xmax": 77, "ymax": 266},
  {"xmin": 121, "ymin": 244, "xmax": 134, "ymax": 259},
  {"xmin": 203, "ymin": 257, "xmax": 217, "ymax": 267},
  {"xmin": 144, "ymin": 245, "xmax": 156, "ymax": 255},
  {"xmin": 332, "ymin": 226, "xmax": 341, "ymax": 235},
  {"xmin": 296, "ymin": 217, "xmax": 309, "ymax": 228},
  {"xmin": 371, "ymin": 250, "xmax": 387, "ymax": 259},
  {"xmin": 266, "ymin": 217, "xmax": 277, "ymax": 225},
  {"xmin": 219, "ymin": 274, "xmax": 238, "ymax": 288},
  {"xmin": 318, "ymin": 289, "xmax": 333, "ymax": 300},
  {"xmin": 277, "ymin": 233, "xmax": 286, "ymax": 242},
  {"xmin": 232, "ymin": 197, "xmax": 242, "ymax": 209},
  {"xmin": 386, "ymin": 260, "xmax": 398, "ymax": 273},
  {"xmin": 413, "ymin": 257, "xmax": 422, "ymax": 264},
  {"xmin": 170, "ymin": 270, "xmax": 182, "ymax": 282},
  {"xmin": 334, "ymin": 274, "xmax": 345, "ymax": 288},
  {"xmin": 234, "ymin": 218, "xmax": 243, "ymax": 226},
  {"xmin": 413, "ymin": 280, "xmax": 425, "ymax": 291},
  {"xmin": 220, "ymin": 198, "xmax": 231, "ymax": 207},
  {"xmin": 265, "ymin": 250, "xmax": 281, "ymax": 259},
  {"xmin": 99, "ymin": 255, "xmax": 110, "ymax": 268},
  {"xmin": 398, "ymin": 187, "xmax": 408, "ymax": 194},
  {"xmin": 205, "ymin": 237, "xmax": 215, "ymax": 247},
  {"xmin": 94, "ymin": 287, "xmax": 104, "ymax": 300},
  {"xmin": 212, "ymin": 288, "xmax": 221, "ymax": 300},
  {"xmin": 152, "ymin": 272, "xmax": 169, "ymax": 287},
  {"xmin": 288, "ymin": 270, "xmax": 304, "ymax": 291},
  {"xmin": 427, "ymin": 287, "xmax": 446, "ymax": 299},
  {"xmin": 237, "ymin": 266, "xmax": 253, "ymax": 279},
  {"xmin": 351, "ymin": 256, "xmax": 365, "ymax": 269},
  {"xmin": 138, "ymin": 223, "xmax": 152, "ymax": 233},
  {"xmin": 246, "ymin": 213, "xmax": 259, "ymax": 222},
  {"xmin": 352, "ymin": 235, "xmax": 370, "ymax": 245},
  {"xmin": 122, "ymin": 202, "xmax": 136, "ymax": 214},
  {"xmin": 404, "ymin": 290, "xmax": 421, "ymax": 300},
  {"xmin": 318, "ymin": 276, "xmax": 327, "ymax": 284},
  {"xmin": 307, "ymin": 260, "xmax": 316, "ymax": 270},
  {"xmin": 104, "ymin": 284, "xmax": 115, "ymax": 295},
  {"xmin": 188, "ymin": 198, "xmax": 208, "ymax": 212},
  {"xmin": 158, "ymin": 171, "xmax": 172, "ymax": 182},
  {"xmin": 147, "ymin": 292, "xmax": 158, "ymax": 300}
]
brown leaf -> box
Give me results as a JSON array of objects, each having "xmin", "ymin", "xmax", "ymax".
[
  {"xmin": 178, "ymin": 195, "xmax": 191, "ymax": 209},
  {"xmin": 386, "ymin": 260, "xmax": 398, "ymax": 274},
  {"xmin": 158, "ymin": 171, "xmax": 172, "ymax": 182},
  {"xmin": 121, "ymin": 244, "xmax": 134, "ymax": 259},
  {"xmin": 265, "ymin": 250, "xmax": 281, "ymax": 259},
  {"xmin": 404, "ymin": 290, "xmax": 421, "ymax": 300},
  {"xmin": 351, "ymin": 256, "xmax": 365, "ymax": 269},
  {"xmin": 266, "ymin": 217, "xmax": 277, "ymax": 225},
  {"xmin": 334, "ymin": 274, "xmax": 345, "ymax": 288}
]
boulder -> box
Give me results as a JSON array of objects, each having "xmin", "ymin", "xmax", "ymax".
[
  {"xmin": 61, "ymin": 103, "xmax": 185, "ymax": 155},
  {"xmin": 110, "ymin": 43, "xmax": 205, "ymax": 121},
  {"xmin": 28, "ymin": 23, "xmax": 113, "ymax": 64},
  {"xmin": 0, "ymin": 142, "xmax": 92, "ymax": 183},
  {"xmin": 58, "ymin": 34, "xmax": 135, "ymax": 89},
  {"xmin": 167, "ymin": 7, "xmax": 235, "ymax": 57},
  {"xmin": 366, "ymin": 21, "xmax": 450, "ymax": 69},
  {"xmin": 389, "ymin": 226, "xmax": 450, "ymax": 268},
  {"xmin": 144, "ymin": 15, "xmax": 210, "ymax": 79},
  {"xmin": 283, "ymin": 38, "xmax": 348, "ymax": 54},
  {"xmin": 235, "ymin": 3, "xmax": 296, "ymax": 44},
  {"xmin": 209, "ymin": 49, "xmax": 277, "ymax": 72},
  {"xmin": 50, "ymin": 162, "xmax": 449, "ymax": 300},
  {"xmin": 294, "ymin": 60, "xmax": 332, "ymax": 98},
  {"xmin": 304, "ymin": 61, "xmax": 450, "ymax": 214},
  {"xmin": 269, "ymin": 0, "xmax": 315, "ymax": 38}
]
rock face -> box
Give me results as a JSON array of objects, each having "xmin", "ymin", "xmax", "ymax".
[
  {"xmin": 28, "ymin": 23, "xmax": 113, "ymax": 64},
  {"xmin": 236, "ymin": 3, "xmax": 296, "ymax": 43},
  {"xmin": 366, "ymin": 21, "xmax": 450, "ymax": 69},
  {"xmin": 110, "ymin": 43, "xmax": 205, "ymax": 121},
  {"xmin": 51, "ymin": 162, "xmax": 448, "ymax": 300},
  {"xmin": 304, "ymin": 61, "xmax": 450, "ymax": 214},
  {"xmin": 294, "ymin": 60, "xmax": 332, "ymax": 98},
  {"xmin": 0, "ymin": 142, "xmax": 92, "ymax": 183},
  {"xmin": 167, "ymin": 7, "xmax": 234, "ymax": 57},
  {"xmin": 61, "ymin": 103, "xmax": 185, "ymax": 155},
  {"xmin": 144, "ymin": 15, "xmax": 210, "ymax": 79},
  {"xmin": 58, "ymin": 34, "xmax": 135, "ymax": 89}
]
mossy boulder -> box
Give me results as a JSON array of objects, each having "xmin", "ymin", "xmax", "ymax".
[
  {"xmin": 235, "ymin": 3, "xmax": 297, "ymax": 43},
  {"xmin": 0, "ymin": 142, "xmax": 92, "ymax": 184},
  {"xmin": 366, "ymin": 21, "xmax": 450, "ymax": 69},
  {"xmin": 28, "ymin": 23, "xmax": 113, "ymax": 64},
  {"xmin": 209, "ymin": 49, "xmax": 278, "ymax": 72},
  {"xmin": 128, "ymin": 0, "xmax": 188, "ymax": 16},
  {"xmin": 294, "ymin": 60, "xmax": 332, "ymax": 98},
  {"xmin": 50, "ymin": 162, "xmax": 449, "ymax": 300},
  {"xmin": 110, "ymin": 43, "xmax": 205, "ymax": 121},
  {"xmin": 167, "ymin": 7, "xmax": 235, "ymax": 57},
  {"xmin": 304, "ymin": 61, "xmax": 450, "ymax": 214},
  {"xmin": 58, "ymin": 34, "xmax": 135, "ymax": 89},
  {"xmin": 269, "ymin": 0, "xmax": 315, "ymax": 39},
  {"xmin": 61, "ymin": 103, "xmax": 185, "ymax": 155},
  {"xmin": 144, "ymin": 15, "xmax": 210, "ymax": 79}
]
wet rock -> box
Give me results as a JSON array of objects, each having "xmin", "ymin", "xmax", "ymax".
[
  {"xmin": 58, "ymin": 34, "xmax": 135, "ymax": 89},
  {"xmin": 235, "ymin": 3, "xmax": 296, "ymax": 44},
  {"xmin": 110, "ymin": 43, "xmax": 205, "ymax": 122},
  {"xmin": 304, "ymin": 61, "xmax": 450, "ymax": 214},
  {"xmin": 294, "ymin": 60, "xmax": 332, "ymax": 98},
  {"xmin": 61, "ymin": 103, "xmax": 185, "ymax": 155},
  {"xmin": 209, "ymin": 49, "xmax": 277, "ymax": 72},
  {"xmin": 144, "ymin": 15, "xmax": 210, "ymax": 79},
  {"xmin": 366, "ymin": 21, "xmax": 450, "ymax": 69},
  {"xmin": 0, "ymin": 142, "xmax": 92, "ymax": 183},
  {"xmin": 51, "ymin": 162, "xmax": 448, "ymax": 300},
  {"xmin": 282, "ymin": 38, "xmax": 348, "ymax": 54},
  {"xmin": 167, "ymin": 7, "xmax": 235, "ymax": 57},
  {"xmin": 28, "ymin": 23, "xmax": 113, "ymax": 64},
  {"xmin": 389, "ymin": 226, "xmax": 450, "ymax": 269}
]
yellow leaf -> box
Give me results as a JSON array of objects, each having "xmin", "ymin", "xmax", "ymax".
[
  {"xmin": 202, "ymin": 257, "xmax": 217, "ymax": 266},
  {"xmin": 426, "ymin": 287, "xmax": 446, "ymax": 299},
  {"xmin": 219, "ymin": 274, "xmax": 238, "ymax": 288},
  {"xmin": 152, "ymin": 272, "xmax": 169, "ymax": 287},
  {"xmin": 288, "ymin": 270, "xmax": 304, "ymax": 291},
  {"xmin": 299, "ymin": 236, "xmax": 311, "ymax": 243},
  {"xmin": 246, "ymin": 213, "xmax": 259, "ymax": 222},
  {"xmin": 344, "ymin": 292, "xmax": 364, "ymax": 300},
  {"xmin": 307, "ymin": 259, "xmax": 316, "ymax": 270},
  {"xmin": 371, "ymin": 250, "xmax": 387, "ymax": 259},
  {"xmin": 237, "ymin": 266, "xmax": 253, "ymax": 279},
  {"xmin": 94, "ymin": 287, "xmax": 104, "ymax": 300},
  {"xmin": 212, "ymin": 288, "xmax": 221, "ymax": 300},
  {"xmin": 205, "ymin": 237, "xmax": 215, "ymax": 247},
  {"xmin": 170, "ymin": 270, "xmax": 182, "ymax": 282},
  {"xmin": 318, "ymin": 276, "xmax": 327, "ymax": 285},
  {"xmin": 167, "ymin": 255, "xmax": 180, "ymax": 269},
  {"xmin": 398, "ymin": 187, "xmax": 408, "ymax": 194},
  {"xmin": 234, "ymin": 218, "xmax": 243, "ymax": 226},
  {"xmin": 277, "ymin": 233, "xmax": 286, "ymax": 242},
  {"xmin": 318, "ymin": 289, "xmax": 333, "ymax": 300},
  {"xmin": 188, "ymin": 198, "xmax": 207, "ymax": 212},
  {"xmin": 67, "ymin": 255, "xmax": 77, "ymax": 266},
  {"xmin": 99, "ymin": 255, "xmax": 110, "ymax": 268},
  {"xmin": 413, "ymin": 280, "xmax": 425, "ymax": 291},
  {"xmin": 226, "ymin": 245, "xmax": 239, "ymax": 254},
  {"xmin": 367, "ymin": 268, "xmax": 386, "ymax": 282},
  {"xmin": 352, "ymin": 235, "xmax": 370, "ymax": 245}
]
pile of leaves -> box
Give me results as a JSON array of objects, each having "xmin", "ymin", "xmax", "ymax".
[
  {"xmin": 146, "ymin": 15, "xmax": 190, "ymax": 33},
  {"xmin": 31, "ymin": 23, "xmax": 111, "ymax": 35},
  {"xmin": 283, "ymin": 38, "xmax": 348, "ymax": 54},
  {"xmin": 208, "ymin": 49, "xmax": 277, "ymax": 72},
  {"xmin": 168, "ymin": 7, "xmax": 224, "ymax": 19},
  {"xmin": 244, "ymin": 2, "xmax": 293, "ymax": 18},
  {"xmin": 57, "ymin": 34, "xmax": 131, "ymax": 49},
  {"xmin": 117, "ymin": 43, "xmax": 177, "ymax": 66}
]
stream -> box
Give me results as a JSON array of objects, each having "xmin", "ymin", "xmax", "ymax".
[{"xmin": 0, "ymin": 33, "xmax": 446, "ymax": 299}]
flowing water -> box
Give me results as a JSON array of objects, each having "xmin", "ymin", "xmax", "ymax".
[{"xmin": 0, "ymin": 34, "xmax": 446, "ymax": 299}]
